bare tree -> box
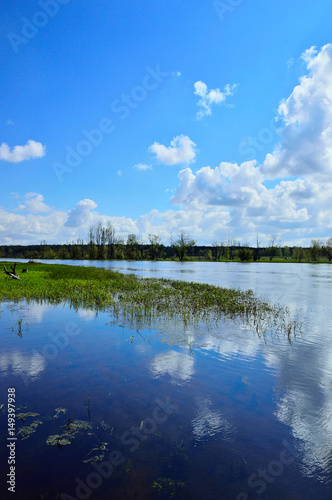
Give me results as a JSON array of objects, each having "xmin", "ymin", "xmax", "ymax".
[
  {"xmin": 88, "ymin": 226, "xmax": 97, "ymax": 259},
  {"xmin": 253, "ymin": 233, "xmax": 261, "ymax": 261},
  {"xmin": 106, "ymin": 223, "xmax": 116, "ymax": 260},
  {"xmin": 322, "ymin": 237, "xmax": 332, "ymax": 261},
  {"xmin": 170, "ymin": 231, "xmax": 196, "ymax": 261},
  {"xmin": 148, "ymin": 234, "xmax": 161, "ymax": 260},
  {"xmin": 268, "ymin": 234, "xmax": 278, "ymax": 261},
  {"xmin": 212, "ymin": 241, "xmax": 223, "ymax": 261}
]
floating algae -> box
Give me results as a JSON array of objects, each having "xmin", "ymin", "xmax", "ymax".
[
  {"xmin": 46, "ymin": 434, "xmax": 72, "ymax": 447},
  {"xmin": 152, "ymin": 477, "xmax": 184, "ymax": 497},
  {"xmin": 65, "ymin": 419, "xmax": 92, "ymax": 435},
  {"xmin": 46, "ymin": 419, "xmax": 94, "ymax": 449},
  {"xmin": 17, "ymin": 420, "xmax": 43, "ymax": 440},
  {"xmin": 16, "ymin": 412, "xmax": 39, "ymax": 423},
  {"xmin": 54, "ymin": 408, "xmax": 67, "ymax": 418},
  {"xmin": 12, "ymin": 404, "xmax": 112, "ymax": 463}
]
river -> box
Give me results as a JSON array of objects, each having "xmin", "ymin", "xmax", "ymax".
[{"xmin": 0, "ymin": 259, "xmax": 331, "ymax": 499}]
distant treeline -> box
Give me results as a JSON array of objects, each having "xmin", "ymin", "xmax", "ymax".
[{"xmin": 1, "ymin": 224, "xmax": 331, "ymax": 262}]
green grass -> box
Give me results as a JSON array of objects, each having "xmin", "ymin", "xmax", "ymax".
[{"xmin": 0, "ymin": 261, "xmax": 299, "ymax": 337}]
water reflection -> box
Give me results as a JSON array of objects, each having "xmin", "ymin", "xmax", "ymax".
[
  {"xmin": 1, "ymin": 258, "xmax": 332, "ymax": 498},
  {"xmin": 264, "ymin": 320, "xmax": 332, "ymax": 482},
  {"xmin": 76, "ymin": 308, "xmax": 97, "ymax": 321},
  {"xmin": 150, "ymin": 350, "xmax": 194, "ymax": 384},
  {"xmin": 0, "ymin": 349, "xmax": 46, "ymax": 380},
  {"xmin": 192, "ymin": 397, "xmax": 236, "ymax": 443}
]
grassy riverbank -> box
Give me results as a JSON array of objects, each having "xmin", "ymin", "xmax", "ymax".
[{"xmin": 0, "ymin": 261, "xmax": 299, "ymax": 337}]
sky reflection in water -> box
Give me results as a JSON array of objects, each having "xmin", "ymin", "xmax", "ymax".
[{"xmin": 0, "ymin": 262, "xmax": 331, "ymax": 499}]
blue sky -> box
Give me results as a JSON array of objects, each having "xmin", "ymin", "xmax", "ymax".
[{"xmin": 1, "ymin": 0, "xmax": 332, "ymax": 245}]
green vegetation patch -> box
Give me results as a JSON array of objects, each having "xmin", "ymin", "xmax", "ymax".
[{"xmin": 0, "ymin": 262, "xmax": 299, "ymax": 336}]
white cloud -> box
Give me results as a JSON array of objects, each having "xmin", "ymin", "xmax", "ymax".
[
  {"xmin": 0, "ymin": 140, "xmax": 46, "ymax": 163},
  {"xmin": 0, "ymin": 197, "xmax": 138, "ymax": 245},
  {"xmin": 18, "ymin": 193, "xmax": 51, "ymax": 214},
  {"xmin": 133, "ymin": 163, "xmax": 152, "ymax": 171},
  {"xmin": 149, "ymin": 135, "xmax": 197, "ymax": 165},
  {"xmin": 117, "ymin": 169, "xmax": 122, "ymax": 176},
  {"xmin": 263, "ymin": 43, "xmax": 332, "ymax": 180},
  {"xmin": 0, "ymin": 206, "xmax": 67, "ymax": 244},
  {"xmin": 65, "ymin": 199, "xmax": 98, "ymax": 228},
  {"xmin": 170, "ymin": 162, "xmax": 313, "ymax": 237},
  {"xmin": 0, "ymin": 182, "xmax": 331, "ymax": 247},
  {"xmin": 194, "ymin": 80, "xmax": 238, "ymax": 119}
]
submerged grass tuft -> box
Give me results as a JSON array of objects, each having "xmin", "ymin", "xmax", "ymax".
[{"xmin": 0, "ymin": 261, "xmax": 300, "ymax": 337}]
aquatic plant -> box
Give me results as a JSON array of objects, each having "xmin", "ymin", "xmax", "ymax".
[
  {"xmin": 0, "ymin": 261, "xmax": 301, "ymax": 338},
  {"xmin": 17, "ymin": 420, "xmax": 43, "ymax": 440},
  {"xmin": 16, "ymin": 412, "xmax": 39, "ymax": 423},
  {"xmin": 46, "ymin": 435, "xmax": 72, "ymax": 448},
  {"xmin": 54, "ymin": 408, "xmax": 67, "ymax": 418}
]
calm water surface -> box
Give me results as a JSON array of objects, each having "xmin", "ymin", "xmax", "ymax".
[{"xmin": 0, "ymin": 260, "xmax": 331, "ymax": 499}]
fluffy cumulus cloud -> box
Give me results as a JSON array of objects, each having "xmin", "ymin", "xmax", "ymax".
[
  {"xmin": 0, "ymin": 194, "xmax": 232, "ymax": 245},
  {"xmin": 65, "ymin": 199, "xmax": 98, "ymax": 228},
  {"xmin": 149, "ymin": 135, "xmax": 197, "ymax": 165},
  {"xmin": 194, "ymin": 80, "xmax": 238, "ymax": 119},
  {"xmin": 0, "ymin": 205, "xmax": 67, "ymax": 245},
  {"xmin": 263, "ymin": 44, "xmax": 332, "ymax": 180},
  {"xmin": 18, "ymin": 193, "xmax": 51, "ymax": 214},
  {"xmin": 171, "ymin": 161, "xmax": 311, "ymax": 229},
  {"xmin": 0, "ymin": 197, "xmax": 138, "ymax": 245},
  {"xmin": 0, "ymin": 140, "xmax": 45, "ymax": 163}
]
